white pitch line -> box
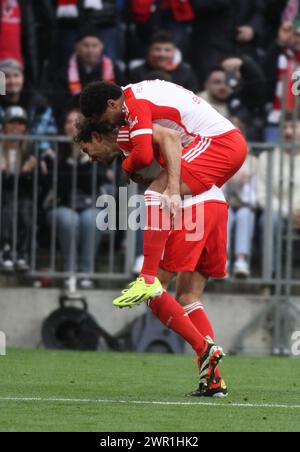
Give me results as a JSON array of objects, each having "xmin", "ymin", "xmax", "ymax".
[{"xmin": 0, "ymin": 397, "xmax": 300, "ymax": 410}]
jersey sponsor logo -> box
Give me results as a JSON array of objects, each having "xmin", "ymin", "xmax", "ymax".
[{"xmin": 127, "ymin": 115, "xmax": 139, "ymax": 131}]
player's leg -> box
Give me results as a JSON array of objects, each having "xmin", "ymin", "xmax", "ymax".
[
  {"xmin": 146, "ymin": 267, "xmax": 223, "ymax": 390},
  {"xmin": 114, "ymin": 264, "xmax": 210, "ymax": 362},
  {"xmin": 176, "ymin": 272, "xmax": 214, "ymax": 341},
  {"xmin": 112, "ymin": 179, "xmax": 193, "ymax": 306},
  {"xmin": 166, "ymin": 200, "xmax": 228, "ymax": 395},
  {"xmin": 176, "ymin": 271, "xmax": 228, "ymax": 398},
  {"xmin": 157, "ymin": 203, "xmax": 225, "ymax": 391}
]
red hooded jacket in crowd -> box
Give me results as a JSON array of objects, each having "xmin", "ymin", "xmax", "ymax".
[
  {"xmin": 0, "ymin": 0, "xmax": 23, "ymax": 64},
  {"xmin": 130, "ymin": 0, "xmax": 194, "ymax": 24}
]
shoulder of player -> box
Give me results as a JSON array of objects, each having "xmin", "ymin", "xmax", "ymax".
[{"xmin": 123, "ymin": 95, "xmax": 152, "ymax": 126}]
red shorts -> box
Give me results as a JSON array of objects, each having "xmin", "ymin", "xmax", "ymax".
[
  {"xmin": 160, "ymin": 201, "xmax": 228, "ymax": 278},
  {"xmin": 180, "ymin": 129, "xmax": 247, "ymax": 196}
]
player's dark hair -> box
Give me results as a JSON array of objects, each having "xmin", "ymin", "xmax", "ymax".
[
  {"xmin": 74, "ymin": 115, "xmax": 113, "ymax": 143},
  {"xmin": 150, "ymin": 30, "xmax": 175, "ymax": 46},
  {"xmin": 79, "ymin": 81, "xmax": 123, "ymax": 118}
]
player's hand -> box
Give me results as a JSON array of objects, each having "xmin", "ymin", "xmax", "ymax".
[
  {"xmin": 222, "ymin": 57, "xmax": 243, "ymax": 72},
  {"xmin": 161, "ymin": 187, "xmax": 182, "ymax": 217}
]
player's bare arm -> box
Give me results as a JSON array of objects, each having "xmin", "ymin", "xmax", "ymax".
[{"xmin": 151, "ymin": 125, "xmax": 182, "ymax": 215}]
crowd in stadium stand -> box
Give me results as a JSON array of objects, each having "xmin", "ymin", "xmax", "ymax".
[{"xmin": 0, "ymin": 0, "xmax": 300, "ymax": 285}]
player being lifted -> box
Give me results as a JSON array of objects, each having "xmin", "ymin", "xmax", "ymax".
[{"xmin": 79, "ymin": 80, "xmax": 247, "ymax": 307}]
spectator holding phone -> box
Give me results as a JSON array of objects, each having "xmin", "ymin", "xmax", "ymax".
[{"xmin": 220, "ymin": 55, "xmax": 266, "ymax": 141}]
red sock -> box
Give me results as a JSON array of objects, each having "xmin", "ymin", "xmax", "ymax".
[
  {"xmin": 184, "ymin": 301, "xmax": 221, "ymax": 379},
  {"xmin": 141, "ymin": 191, "xmax": 172, "ymax": 281},
  {"xmin": 149, "ymin": 292, "xmax": 208, "ymax": 356}
]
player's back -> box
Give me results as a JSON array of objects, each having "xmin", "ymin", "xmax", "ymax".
[{"xmin": 123, "ymin": 80, "xmax": 235, "ymax": 146}]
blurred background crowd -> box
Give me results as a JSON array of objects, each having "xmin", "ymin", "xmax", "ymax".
[{"xmin": 0, "ymin": 0, "xmax": 300, "ymax": 288}]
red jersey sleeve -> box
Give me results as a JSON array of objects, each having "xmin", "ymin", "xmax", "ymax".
[
  {"xmin": 121, "ymin": 98, "xmax": 154, "ymax": 174},
  {"xmin": 117, "ymin": 126, "xmax": 132, "ymax": 156}
]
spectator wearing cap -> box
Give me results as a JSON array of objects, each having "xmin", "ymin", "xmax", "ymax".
[
  {"xmin": 52, "ymin": 25, "xmax": 124, "ymax": 125},
  {"xmin": 129, "ymin": 30, "xmax": 198, "ymax": 92},
  {"xmin": 0, "ymin": 59, "xmax": 57, "ymax": 152},
  {"xmin": 0, "ymin": 106, "xmax": 38, "ymax": 272}
]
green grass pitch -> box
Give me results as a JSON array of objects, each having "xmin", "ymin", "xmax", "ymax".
[{"xmin": 0, "ymin": 348, "xmax": 299, "ymax": 432}]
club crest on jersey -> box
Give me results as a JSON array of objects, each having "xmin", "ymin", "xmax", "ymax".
[{"xmin": 127, "ymin": 115, "xmax": 139, "ymax": 131}]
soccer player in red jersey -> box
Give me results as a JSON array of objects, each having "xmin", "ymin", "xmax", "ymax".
[
  {"xmin": 79, "ymin": 80, "xmax": 247, "ymax": 307},
  {"xmin": 75, "ymin": 120, "xmax": 228, "ymax": 396}
]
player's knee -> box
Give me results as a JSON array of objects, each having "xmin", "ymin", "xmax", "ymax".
[
  {"xmin": 158, "ymin": 276, "xmax": 170, "ymax": 290},
  {"xmin": 157, "ymin": 269, "xmax": 172, "ymax": 290},
  {"xmin": 176, "ymin": 292, "xmax": 198, "ymax": 307}
]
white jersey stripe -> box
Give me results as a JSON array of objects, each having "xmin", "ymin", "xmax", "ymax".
[
  {"xmin": 130, "ymin": 129, "xmax": 153, "ymax": 139},
  {"xmin": 182, "ymin": 139, "xmax": 204, "ymax": 161},
  {"xmin": 186, "ymin": 139, "xmax": 212, "ymax": 163},
  {"xmin": 185, "ymin": 138, "xmax": 209, "ymax": 162},
  {"xmin": 183, "ymin": 138, "xmax": 209, "ymax": 162}
]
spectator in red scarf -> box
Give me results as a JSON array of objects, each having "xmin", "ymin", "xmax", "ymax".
[
  {"xmin": 52, "ymin": 24, "xmax": 124, "ymax": 125},
  {"xmin": 129, "ymin": 30, "xmax": 198, "ymax": 92},
  {"xmin": 55, "ymin": 0, "xmax": 119, "ymax": 65}
]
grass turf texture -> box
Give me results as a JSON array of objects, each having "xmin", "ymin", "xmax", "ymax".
[{"xmin": 0, "ymin": 348, "xmax": 299, "ymax": 432}]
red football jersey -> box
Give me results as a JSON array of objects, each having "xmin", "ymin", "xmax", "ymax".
[{"xmin": 121, "ymin": 80, "xmax": 235, "ymax": 174}]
